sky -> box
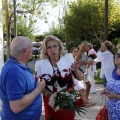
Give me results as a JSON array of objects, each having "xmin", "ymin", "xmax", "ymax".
[{"xmin": 35, "ymin": 5, "xmax": 64, "ymax": 34}]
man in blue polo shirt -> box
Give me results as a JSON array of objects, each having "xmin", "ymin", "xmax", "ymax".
[{"xmin": 0, "ymin": 36, "xmax": 46, "ymax": 120}]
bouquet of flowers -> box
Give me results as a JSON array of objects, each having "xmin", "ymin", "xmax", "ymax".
[
  {"xmin": 49, "ymin": 88, "xmax": 86, "ymax": 116},
  {"xmin": 88, "ymin": 53, "xmax": 97, "ymax": 59}
]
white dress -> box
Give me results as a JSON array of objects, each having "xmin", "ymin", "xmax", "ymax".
[{"xmin": 88, "ymin": 49, "xmax": 97, "ymax": 93}]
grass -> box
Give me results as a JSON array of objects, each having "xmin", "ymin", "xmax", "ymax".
[{"xmin": 94, "ymin": 69, "xmax": 103, "ymax": 84}]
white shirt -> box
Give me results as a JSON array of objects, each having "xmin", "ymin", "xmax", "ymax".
[{"xmin": 95, "ymin": 51, "xmax": 115, "ymax": 81}]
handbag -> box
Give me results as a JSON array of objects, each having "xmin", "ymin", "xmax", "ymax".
[{"xmin": 95, "ymin": 95, "xmax": 108, "ymax": 120}]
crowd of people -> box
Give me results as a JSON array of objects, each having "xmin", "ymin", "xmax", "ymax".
[{"xmin": 0, "ymin": 35, "xmax": 119, "ymax": 120}]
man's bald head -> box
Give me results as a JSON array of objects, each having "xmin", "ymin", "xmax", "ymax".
[{"xmin": 10, "ymin": 36, "xmax": 32, "ymax": 56}]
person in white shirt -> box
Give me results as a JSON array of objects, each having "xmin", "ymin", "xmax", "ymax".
[{"xmin": 95, "ymin": 41, "xmax": 115, "ymax": 87}]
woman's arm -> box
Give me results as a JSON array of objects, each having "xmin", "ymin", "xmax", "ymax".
[
  {"xmin": 76, "ymin": 50, "xmax": 83, "ymax": 62},
  {"xmin": 71, "ymin": 63, "xmax": 84, "ymax": 80}
]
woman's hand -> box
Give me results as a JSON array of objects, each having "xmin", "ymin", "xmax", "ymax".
[
  {"xmin": 102, "ymin": 88, "xmax": 118, "ymax": 99},
  {"xmin": 87, "ymin": 61, "xmax": 94, "ymax": 66},
  {"xmin": 106, "ymin": 91, "xmax": 118, "ymax": 99}
]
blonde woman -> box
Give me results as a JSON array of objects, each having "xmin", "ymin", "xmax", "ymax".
[
  {"xmin": 76, "ymin": 41, "xmax": 93, "ymax": 99},
  {"xmin": 86, "ymin": 43, "xmax": 97, "ymax": 93},
  {"xmin": 35, "ymin": 35, "xmax": 83, "ymax": 120}
]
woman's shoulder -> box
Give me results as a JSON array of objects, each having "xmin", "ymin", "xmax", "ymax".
[
  {"xmin": 103, "ymin": 51, "xmax": 112, "ymax": 54},
  {"xmin": 101, "ymin": 51, "xmax": 113, "ymax": 57},
  {"xmin": 59, "ymin": 53, "xmax": 74, "ymax": 63}
]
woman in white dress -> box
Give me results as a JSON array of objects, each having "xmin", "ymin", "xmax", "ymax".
[{"xmin": 86, "ymin": 43, "xmax": 97, "ymax": 93}]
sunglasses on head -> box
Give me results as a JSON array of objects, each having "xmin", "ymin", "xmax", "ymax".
[{"xmin": 115, "ymin": 53, "xmax": 120, "ymax": 58}]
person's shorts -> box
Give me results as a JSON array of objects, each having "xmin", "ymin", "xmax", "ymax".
[
  {"xmin": 74, "ymin": 79, "xmax": 84, "ymax": 90},
  {"xmin": 83, "ymin": 73, "xmax": 90, "ymax": 82}
]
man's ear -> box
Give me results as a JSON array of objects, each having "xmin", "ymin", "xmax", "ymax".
[{"xmin": 22, "ymin": 48, "xmax": 27, "ymax": 55}]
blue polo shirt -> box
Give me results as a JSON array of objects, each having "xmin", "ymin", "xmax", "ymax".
[{"xmin": 0, "ymin": 56, "xmax": 42, "ymax": 120}]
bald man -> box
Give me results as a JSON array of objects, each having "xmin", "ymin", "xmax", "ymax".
[{"xmin": 0, "ymin": 36, "xmax": 46, "ymax": 120}]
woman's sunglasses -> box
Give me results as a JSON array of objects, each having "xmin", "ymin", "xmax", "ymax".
[{"xmin": 115, "ymin": 53, "xmax": 120, "ymax": 58}]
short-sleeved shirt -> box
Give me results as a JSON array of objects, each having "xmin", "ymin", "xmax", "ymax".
[{"xmin": 0, "ymin": 56, "xmax": 42, "ymax": 120}]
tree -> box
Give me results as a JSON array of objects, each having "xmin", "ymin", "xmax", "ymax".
[
  {"xmin": 0, "ymin": 0, "xmax": 4, "ymax": 68},
  {"xmin": 63, "ymin": 0, "xmax": 120, "ymax": 45},
  {"xmin": 10, "ymin": 18, "xmax": 36, "ymax": 41},
  {"xmin": 2, "ymin": 0, "xmax": 60, "ymax": 56},
  {"xmin": 44, "ymin": 22, "xmax": 65, "ymax": 41}
]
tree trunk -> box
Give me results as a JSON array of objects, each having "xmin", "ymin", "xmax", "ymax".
[
  {"xmin": 0, "ymin": 0, "xmax": 4, "ymax": 69},
  {"xmin": 5, "ymin": 0, "xmax": 10, "ymax": 57}
]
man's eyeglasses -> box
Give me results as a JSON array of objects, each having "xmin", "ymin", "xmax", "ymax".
[{"xmin": 115, "ymin": 53, "xmax": 120, "ymax": 58}]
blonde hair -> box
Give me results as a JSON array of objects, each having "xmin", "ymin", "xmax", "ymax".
[
  {"xmin": 40, "ymin": 35, "xmax": 67, "ymax": 59},
  {"xmin": 78, "ymin": 41, "xmax": 89, "ymax": 50}
]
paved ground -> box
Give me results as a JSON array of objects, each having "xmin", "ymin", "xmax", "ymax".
[{"xmin": 0, "ymin": 59, "xmax": 105, "ymax": 120}]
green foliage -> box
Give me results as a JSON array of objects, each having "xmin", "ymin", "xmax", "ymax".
[
  {"xmin": 54, "ymin": 88, "xmax": 86, "ymax": 116},
  {"xmin": 34, "ymin": 35, "xmax": 45, "ymax": 42},
  {"xmin": 63, "ymin": 0, "xmax": 120, "ymax": 45},
  {"xmin": 95, "ymin": 69, "xmax": 103, "ymax": 84},
  {"xmin": 2, "ymin": 0, "xmax": 60, "ymax": 37},
  {"xmin": 2, "ymin": 0, "xmax": 60, "ymax": 56},
  {"xmin": 10, "ymin": 19, "xmax": 36, "ymax": 41},
  {"xmin": 64, "ymin": 0, "xmax": 104, "ymax": 41},
  {"xmin": 44, "ymin": 22, "xmax": 66, "ymax": 42}
]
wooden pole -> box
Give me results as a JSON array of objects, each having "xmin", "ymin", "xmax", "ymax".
[
  {"xmin": 0, "ymin": 0, "xmax": 4, "ymax": 70},
  {"xmin": 104, "ymin": 0, "xmax": 108, "ymax": 40}
]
